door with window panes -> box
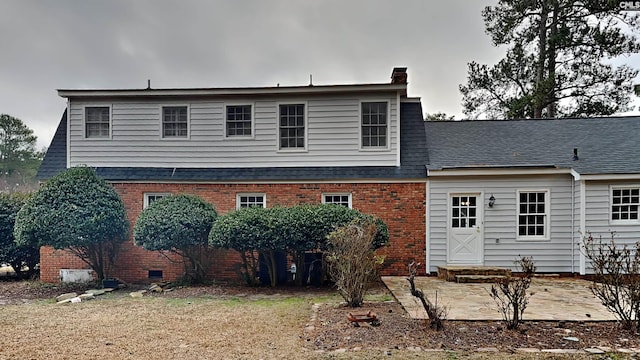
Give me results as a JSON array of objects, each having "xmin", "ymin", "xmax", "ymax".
[{"xmin": 447, "ymin": 194, "xmax": 483, "ymax": 264}]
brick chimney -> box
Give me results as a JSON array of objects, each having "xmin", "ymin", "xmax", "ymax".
[{"xmin": 391, "ymin": 67, "xmax": 408, "ymax": 84}]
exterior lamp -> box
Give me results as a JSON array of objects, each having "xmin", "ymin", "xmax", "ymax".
[{"xmin": 488, "ymin": 195, "xmax": 496, "ymax": 207}]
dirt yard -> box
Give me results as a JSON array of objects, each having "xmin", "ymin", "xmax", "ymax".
[{"xmin": 0, "ymin": 280, "xmax": 636, "ymax": 359}]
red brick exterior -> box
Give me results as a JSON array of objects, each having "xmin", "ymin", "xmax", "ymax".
[{"xmin": 40, "ymin": 182, "xmax": 426, "ymax": 283}]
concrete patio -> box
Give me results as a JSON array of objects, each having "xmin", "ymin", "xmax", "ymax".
[{"xmin": 382, "ymin": 276, "xmax": 617, "ymax": 321}]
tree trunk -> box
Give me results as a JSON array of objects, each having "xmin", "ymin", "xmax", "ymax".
[
  {"xmin": 534, "ymin": 1, "xmax": 549, "ymax": 118},
  {"xmin": 546, "ymin": 0, "xmax": 559, "ymax": 118}
]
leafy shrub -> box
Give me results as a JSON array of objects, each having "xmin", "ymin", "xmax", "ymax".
[
  {"xmin": 285, "ymin": 204, "xmax": 389, "ymax": 285},
  {"xmin": 489, "ymin": 256, "xmax": 536, "ymax": 330},
  {"xmin": 13, "ymin": 167, "xmax": 129, "ymax": 281},
  {"xmin": 210, "ymin": 204, "xmax": 389, "ymax": 287},
  {"xmin": 0, "ymin": 192, "xmax": 39, "ymax": 279},
  {"xmin": 210, "ymin": 206, "xmax": 286, "ymax": 287},
  {"xmin": 583, "ymin": 232, "xmax": 640, "ymax": 331},
  {"xmin": 325, "ymin": 218, "xmax": 384, "ymax": 307},
  {"xmin": 134, "ymin": 194, "xmax": 218, "ymax": 284}
]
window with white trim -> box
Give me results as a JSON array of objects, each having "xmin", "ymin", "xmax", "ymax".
[
  {"xmin": 451, "ymin": 195, "xmax": 477, "ymax": 228},
  {"xmin": 322, "ymin": 193, "xmax": 352, "ymax": 208},
  {"xmin": 162, "ymin": 106, "xmax": 188, "ymax": 138},
  {"xmin": 517, "ymin": 190, "xmax": 548, "ymax": 240},
  {"xmin": 226, "ymin": 105, "xmax": 252, "ymax": 137},
  {"xmin": 279, "ymin": 104, "xmax": 305, "ymax": 149},
  {"xmin": 237, "ymin": 193, "xmax": 266, "ymax": 209},
  {"xmin": 612, "ymin": 187, "xmax": 639, "ymax": 221},
  {"xmin": 85, "ymin": 106, "xmax": 110, "ymax": 138},
  {"xmin": 361, "ymin": 102, "xmax": 388, "ymax": 148},
  {"xmin": 143, "ymin": 193, "xmax": 171, "ymax": 209}
]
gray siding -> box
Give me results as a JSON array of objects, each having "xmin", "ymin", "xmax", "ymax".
[
  {"xmin": 583, "ymin": 180, "xmax": 640, "ymax": 245},
  {"xmin": 428, "ymin": 174, "xmax": 577, "ymax": 273},
  {"xmin": 68, "ymin": 94, "xmax": 399, "ymax": 168}
]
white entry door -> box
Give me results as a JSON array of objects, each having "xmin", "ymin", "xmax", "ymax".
[{"xmin": 447, "ymin": 194, "xmax": 483, "ymax": 264}]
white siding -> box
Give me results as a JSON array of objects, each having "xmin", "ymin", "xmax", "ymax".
[
  {"xmin": 428, "ymin": 175, "xmax": 576, "ymax": 273},
  {"xmin": 68, "ymin": 94, "xmax": 399, "ymax": 168}
]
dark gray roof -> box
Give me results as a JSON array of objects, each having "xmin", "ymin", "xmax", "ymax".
[
  {"xmin": 424, "ymin": 116, "xmax": 640, "ymax": 175},
  {"xmin": 36, "ymin": 110, "xmax": 67, "ymax": 180},
  {"xmin": 37, "ymin": 102, "xmax": 427, "ymax": 181}
]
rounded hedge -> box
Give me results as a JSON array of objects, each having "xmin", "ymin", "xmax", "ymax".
[
  {"xmin": 134, "ymin": 194, "xmax": 218, "ymax": 251},
  {"xmin": 14, "ymin": 166, "xmax": 129, "ymax": 250}
]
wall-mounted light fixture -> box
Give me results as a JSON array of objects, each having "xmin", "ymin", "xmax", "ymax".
[{"xmin": 488, "ymin": 195, "xmax": 496, "ymax": 207}]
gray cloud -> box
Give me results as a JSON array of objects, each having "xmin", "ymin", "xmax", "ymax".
[{"xmin": 2, "ymin": 0, "xmax": 507, "ymax": 148}]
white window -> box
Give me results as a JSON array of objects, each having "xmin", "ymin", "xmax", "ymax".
[
  {"xmin": 278, "ymin": 104, "xmax": 306, "ymax": 150},
  {"xmin": 451, "ymin": 195, "xmax": 477, "ymax": 228},
  {"xmin": 517, "ymin": 190, "xmax": 549, "ymax": 240},
  {"xmin": 237, "ymin": 193, "xmax": 266, "ymax": 209},
  {"xmin": 143, "ymin": 193, "xmax": 171, "ymax": 209},
  {"xmin": 226, "ymin": 105, "xmax": 253, "ymax": 137},
  {"xmin": 162, "ymin": 106, "xmax": 188, "ymax": 138},
  {"xmin": 85, "ymin": 106, "xmax": 111, "ymax": 138},
  {"xmin": 361, "ymin": 101, "xmax": 388, "ymax": 148},
  {"xmin": 322, "ymin": 193, "xmax": 352, "ymax": 208},
  {"xmin": 611, "ymin": 187, "xmax": 640, "ymax": 222}
]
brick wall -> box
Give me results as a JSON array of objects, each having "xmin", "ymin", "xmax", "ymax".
[{"xmin": 40, "ymin": 182, "xmax": 426, "ymax": 283}]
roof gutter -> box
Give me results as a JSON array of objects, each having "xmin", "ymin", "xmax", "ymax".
[
  {"xmin": 426, "ymin": 166, "xmax": 573, "ymax": 177},
  {"xmin": 58, "ymin": 83, "xmax": 407, "ymax": 98}
]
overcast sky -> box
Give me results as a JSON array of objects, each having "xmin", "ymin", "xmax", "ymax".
[{"xmin": 0, "ymin": 0, "xmax": 572, "ymax": 148}]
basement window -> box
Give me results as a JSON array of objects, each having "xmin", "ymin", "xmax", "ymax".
[{"xmin": 148, "ymin": 270, "xmax": 163, "ymax": 280}]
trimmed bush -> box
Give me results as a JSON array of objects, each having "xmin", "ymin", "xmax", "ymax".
[
  {"xmin": 14, "ymin": 167, "xmax": 129, "ymax": 281},
  {"xmin": 0, "ymin": 192, "xmax": 39, "ymax": 279},
  {"xmin": 210, "ymin": 203, "xmax": 389, "ymax": 287},
  {"xmin": 134, "ymin": 194, "xmax": 218, "ymax": 283},
  {"xmin": 210, "ymin": 206, "xmax": 286, "ymax": 287}
]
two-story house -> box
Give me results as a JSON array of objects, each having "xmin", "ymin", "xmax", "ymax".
[
  {"xmin": 37, "ymin": 68, "xmax": 428, "ymax": 283},
  {"xmin": 37, "ymin": 67, "xmax": 640, "ymax": 283}
]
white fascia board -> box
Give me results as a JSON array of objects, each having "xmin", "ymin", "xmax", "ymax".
[
  {"xmin": 577, "ymin": 173, "xmax": 640, "ymax": 181},
  {"xmin": 58, "ymin": 83, "xmax": 407, "ymax": 98},
  {"xmin": 426, "ymin": 167, "xmax": 573, "ymax": 177}
]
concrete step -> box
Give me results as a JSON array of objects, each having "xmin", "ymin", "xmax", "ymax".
[
  {"xmin": 437, "ymin": 266, "xmax": 512, "ymax": 282},
  {"xmin": 455, "ymin": 274, "xmax": 509, "ymax": 283}
]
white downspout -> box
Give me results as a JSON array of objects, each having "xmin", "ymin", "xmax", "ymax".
[
  {"xmin": 425, "ymin": 178, "xmax": 430, "ymax": 275},
  {"xmin": 570, "ymin": 178, "xmax": 575, "ymax": 273},
  {"xmin": 579, "ymin": 179, "xmax": 587, "ymax": 275}
]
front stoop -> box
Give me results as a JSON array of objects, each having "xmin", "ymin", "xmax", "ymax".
[{"xmin": 437, "ymin": 266, "xmax": 512, "ymax": 283}]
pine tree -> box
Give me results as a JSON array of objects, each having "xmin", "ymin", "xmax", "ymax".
[{"xmin": 460, "ymin": 0, "xmax": 640, "ymax": 119}]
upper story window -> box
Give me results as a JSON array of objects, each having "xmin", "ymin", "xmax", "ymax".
[
  {"xmin": 361, "ymin": 101, "xmax": 388, "ymax": 148},
  {"xmin": 85, "ymin": 106, "xmax": 110, "ymax": 138},
  {"xmin": 237, "ymin": 193, "xmax": 266, "ymax": 209},
  {"xmin": 162, "ymin": 106, "xmax": 188, "ymax": 138},
  {"xmin": 517, "ymin": 190, "xmax": 549, "ymax": 240},
  {"xmin": 612, "ymin": 187, "xmax": 639, "ymax": 222},
  {"xmin": 279, "ymin": 104, "xmax": 305, "ymax": 150},
  {"xmin": 322, "ymin": 193, "xmax": 352, "ymax": 208},
  {"xmin": 226, "ymin": 105, "xmax": 252, "ymax": 137},
  {"xmin": 143, "ymin": 193, "xmax": 171, "ymax": 209}
]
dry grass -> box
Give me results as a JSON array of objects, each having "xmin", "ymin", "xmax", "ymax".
[
  {"xmin": 0, "ymin": 286, "xmax": 603, "ymax": 360},
  {"xmin": 0, "ymin": 295, "xmax": 316, "ymax": 360}
]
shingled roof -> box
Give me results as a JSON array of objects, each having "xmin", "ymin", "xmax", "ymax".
[
  {"xmin": 37, "ymin": 101, "xmax": 427, "ymax": 181},
  {"xmin": 36, "ymin": 110, "xmax": 67, "ymax": 180},
  {"xmin": 424, "ymin": 116, "xmax": 640, "ymax": 175}
]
